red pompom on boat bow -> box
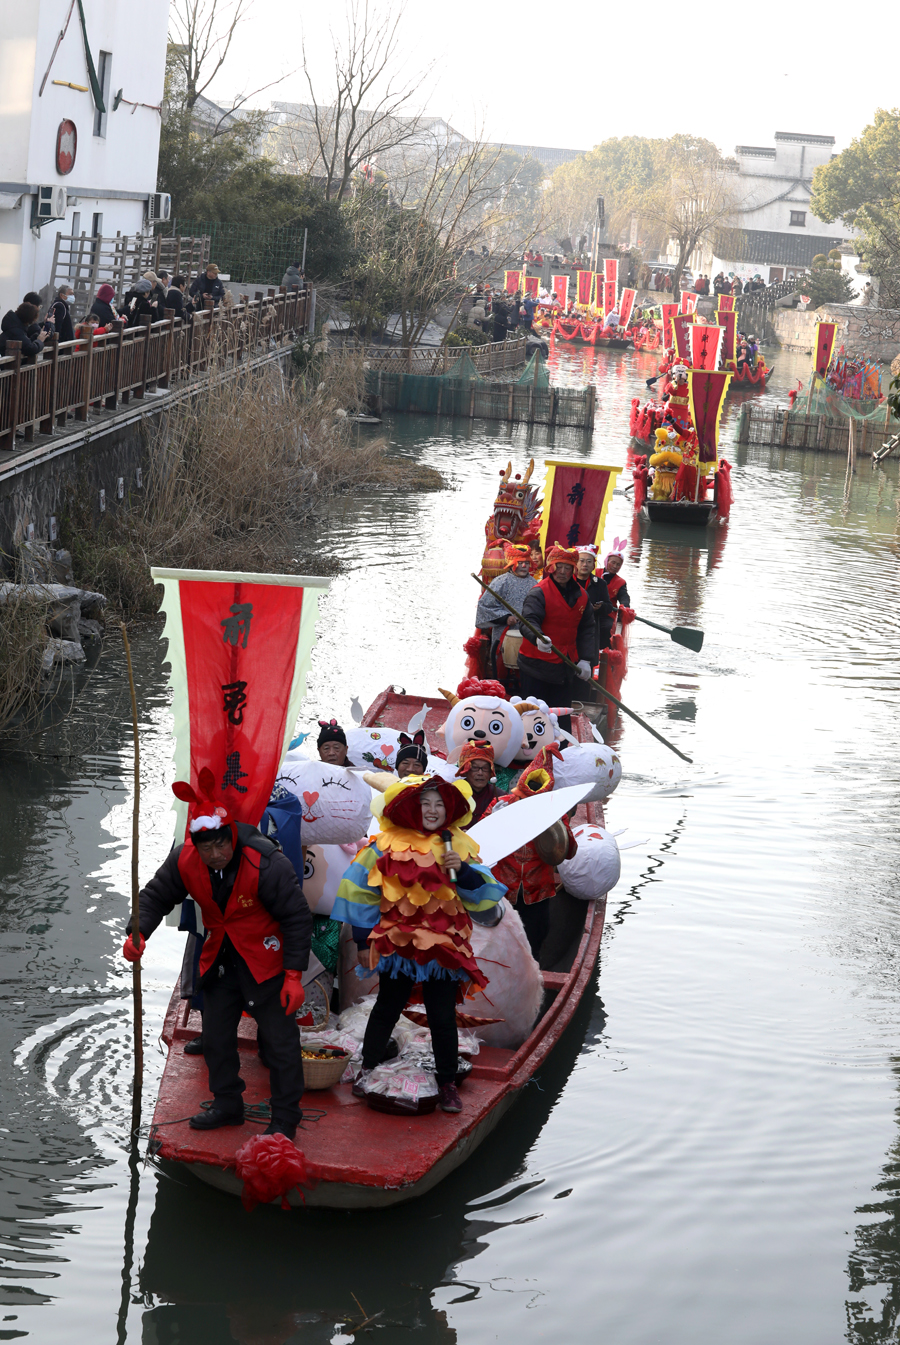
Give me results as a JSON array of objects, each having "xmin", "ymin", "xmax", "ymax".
[
  {"xmin": 234, "ymin": 1133, "xmax": 309, "ymax": 1211},
  {"xmin": 456, "ymin": 676, "xmax": 508, "ymax": 700}
]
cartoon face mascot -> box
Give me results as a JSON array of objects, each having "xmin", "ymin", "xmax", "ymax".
[
  {"xmin": 509, "ymin": 695, "xmax": 559, "ymax": 762},
  {"xmin": 439, "ymin": 678, "xmax": 524, "ymax": 766},
  {"xmin": 275, "ymin": 754, "xmax": 372, "ymax": 844}
]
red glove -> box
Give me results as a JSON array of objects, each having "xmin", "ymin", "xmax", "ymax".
[
  {"xmin": 619, "ymin": 606, "xmax": 636, "ymax": 625},
  {"xmin": 280, "ymin": 968, "xmax": 305, "ymax": 1016},
  {"xmin": 123, "ymin": 933, "xmax": 145, "ymax": 962}
]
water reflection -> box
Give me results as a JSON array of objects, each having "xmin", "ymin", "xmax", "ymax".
[{"xmin": 847, "ymin": 1063, "xmax": 900, "ymax": 1342}]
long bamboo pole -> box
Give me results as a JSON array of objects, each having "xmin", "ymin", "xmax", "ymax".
[
  {"xmin": 120, "ymin": 625, "xmax": 143, "ymax": 1139},
  {"xmin": 470, "ymin": 574, "xmax": 693, "ymax": 764}
]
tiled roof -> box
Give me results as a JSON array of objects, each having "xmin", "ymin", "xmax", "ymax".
[
  {"xmin": 714, "ymin": 227, "xmax": 847, "ymax": 267},
  {"xmin": 498, "ymin": 144, "xmax": 587, "ymax": 169}
]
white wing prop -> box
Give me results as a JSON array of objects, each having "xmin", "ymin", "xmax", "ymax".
[
  {"xmin": 467, "ymin": 783, "xmax": 593, "ymax": 868},
  {"xmin": 407, "ymin": 702, "xmax": 429, "ymax": 734},
  {"xmin": 350, "ymin": 696, "xmax": 364, "ymax": 725}
]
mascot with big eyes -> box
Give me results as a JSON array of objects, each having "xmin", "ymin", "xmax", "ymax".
[{"xmin": 438, "ymin": 677, "xmax": 524, "ymax": 766}]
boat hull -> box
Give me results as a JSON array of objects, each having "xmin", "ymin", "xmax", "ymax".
[{"xmin": 642, "ymin": 500, "xmax": 718, "ymax": 525}]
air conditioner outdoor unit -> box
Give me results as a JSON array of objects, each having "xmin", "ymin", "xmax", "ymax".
[
  {"xmin": 36, "ymin": 185, "xmax": 68, "ymax": 223},
  {"xmin": 147, "ymin": 192, "xmax": 171, "ymax": 222}
]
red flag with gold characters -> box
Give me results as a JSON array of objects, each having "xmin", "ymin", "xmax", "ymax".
[
  {"xmin": 593, "ymin": 272, "xmax": 603, "ymax": 311},
  {"xmin": 717, "ymin": 293, "xmax": 735, "ymax": 312},
  {"xmin": 604, "ymin": 256, "xmax": 618, "ymax": 287},
  {"xmin": 690, "ymin": 323, "xmax": 723, "ymax": 370},
  {"xmin": 661, "ymin": 303, "xmax": 678, "ymax": 348},
  {"xmin": 716, "ymin": 309, "xmax": 737, "ymax": 363},
  {"xmin": 151, "ymin": 567, "xmax": 330, "ymax": 835},
  {"xmin": 504, "ymin": 269, "xmax": 522, "ymax": 294},
  {"xmin": 688, "ymin": 371, "xmax": 732, "ymax": 464},
  {"xmin": 672, "ymin": 313, "xmax": 694, "ymax": 361},
  {"xmin": 618, "ymin": 288, "xmax": 636, "ymax": 328},
  {"xmin": 538, "ymin": 460, "xmax": 622, "ymax": 554},
  {"xmin": 602, "ymin": 280, "xmax": 617, "ymax": 316},
  {"xmin": 814, "ymin": 321, "xmax": 839, "ymax": 377},
  {"xmin": 680, "ymin": 292, "xmax": 699, "ymax": 314},
  {"xmin": 551, "ymin": 274, "xmax": 568, "ymax": 308},
  {"xmin": 524, "ymin": 275, "xmax": 540, "ymax": 298},
  {"xmin": 576, "ymin": 270, "xmax": 593, "ymax": 306}
]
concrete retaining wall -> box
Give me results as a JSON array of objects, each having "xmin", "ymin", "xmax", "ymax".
[{"xmin": 772, "ymin": 304, "xmax": 900, "ymax": 362}]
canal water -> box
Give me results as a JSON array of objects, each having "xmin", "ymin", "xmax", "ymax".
[{"xmin": 1, "ymin": 338, "xmax": 900, "ymax": 1344}]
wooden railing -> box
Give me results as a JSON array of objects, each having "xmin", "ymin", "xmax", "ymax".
[
  {"xmin": 0, "ymin": 287, "xmax": 312, "ymax": 452},
  {"xmin": 360, "ymin": 334, "xmax": 528, "ymax": 376}
]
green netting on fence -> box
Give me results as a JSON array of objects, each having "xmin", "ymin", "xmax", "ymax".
[
  {"xmin": 155, "ymin": 219, "xmax": 307, "ymax": 286},
  {"xmin": 445, "ymin": 351, "xmax": 485, "ymax": 381},
  {"xmin": 515, "ymin": 353, "xmax": 550, "ymax": 389},
  {"xmin": 365, "ymin": 348, "xmax": 488, "ymax": 415},
  {"xmin": 805, "ymin": 376, "xmax": 895, "ymax": 424}
]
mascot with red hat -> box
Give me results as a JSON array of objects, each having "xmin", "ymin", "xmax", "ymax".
[
  {"xmin": 516, "ymin": 541, "xmax": 596, "ymax": 705},
  {"xmin": 123, "ymin": 766, "xmax": 312, "ymax": 1139}
]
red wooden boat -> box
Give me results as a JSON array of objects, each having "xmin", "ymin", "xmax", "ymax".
[{"xmin": 148, "ymin": 691, "xmax": 608, "ymax": 1208}]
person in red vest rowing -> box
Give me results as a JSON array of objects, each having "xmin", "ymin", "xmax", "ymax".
[
  {"xmin": 516, "ymin": 542, "xmax": 596, "ymax": 705},
  {"xmin": 123, "ymin": 770, "xmax": 311, "ymax": 1139}
]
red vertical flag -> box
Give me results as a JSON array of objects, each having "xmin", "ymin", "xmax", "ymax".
[
  {"xmin": 689, "ymin": 323, "xmax": 723, "ymax": 370},
  {"xmin": 672, "ymin": 313, "xmax": 693, "ymax": 361},
  {"xmin": 716, "ymin": 309, "xmax": 737, "ymax": 363},
  {"xmin": 618, "ymin": 288, "xmax": 636, "ymax": 328},
  {"xmin": 717, "ymin": 293, "xmax": 735, "ymax": 312},
  {"xmin": 538, "ymin": 461, "xmax": 621, "ymax": 554},
  {"xmin": 551, "ymin": 274, "xmax": 569, "ymax": 308},
  {"xmin": 680, "ymin": 292, "xmax": 699, "ymax": 314},
  {"xmin": 814, "ymin": 321, "xmax": 838, "ymax": 377},
  {"xmin": 576, "ymin": 270, "xmax": 593, "ymax": 306},
  {"xmin": 504, "ymin": 269, "xmax": 522, "ymax": 294},
  {"xmin": 661, "ymin": 303, "xmax": 678, "ymax": 348},
  {"xmin": 604, "ymin": 257, "xmax": 619, "ymax": 288},
  {"xmin": 688, "ymin": 371, "xmax": 732, "ymax": 464},
  {"xmin": 524, "ymin": 275, "xmax": 540, "ymax": 298}
]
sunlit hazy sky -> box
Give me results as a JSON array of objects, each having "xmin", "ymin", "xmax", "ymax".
[{"xmin": 202, "ymin": 0, "xmax": 892, "ymax": 157}]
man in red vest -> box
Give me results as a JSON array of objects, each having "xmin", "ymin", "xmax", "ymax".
[
  {"xmin": 124, "ymin": 780, "xmax": 311, "ymax": 1138},
  {"xmin": 517, "ymin": 542, "xmax": 596, "ymax": 704}
]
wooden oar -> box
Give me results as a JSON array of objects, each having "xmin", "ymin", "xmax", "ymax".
[
  {"xmin": 120, "ymin": 625, "xmax": 143, "ymax": 1141},
  {"xmin": 471, "ymin": 574, "xmax": 693, "ymax": 764},
  {"xmin": 632, "ymin": 612, "xmax": 704, "ymax": 653}
]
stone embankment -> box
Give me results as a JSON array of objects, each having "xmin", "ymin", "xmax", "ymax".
[{"xmin": 0, "ymin": 541, "xmax": 105, "ymax": 673}]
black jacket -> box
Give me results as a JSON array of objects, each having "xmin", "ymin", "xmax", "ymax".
[
  {"xmin": 164, "ymin": 287, "xmax": 186, "ymax": 319},
  {"xmin": 48, "ymin": 296, "xmax": 75, "ymax": 344},
  {"xmin": 189, "ymin": 273, "xmax": 226, "ymax": 305},
  {"xmin": 131, "ymin": 822, "xmax": 312, "ymax": 977},
  {"xmin": 601, "ymin": 571, "xmax": 630, "ymax": 607},
  {"xmin": 0, "ymin": 309, "xmax": 44, "ymax": 358},
  {"xmin": 90, "ymin": 297, "xmax": 118, "ymax": 326},
  {"xmin": 579, "ymin": 573, "xmax": 613, "ymax": 619},
  {"xmin": 281, "ymin": 266, "xmax": 304, "ymax": 289},
  {"xmin": 124, "ymin": 291, "xmax": 157, "ymax": 327}
]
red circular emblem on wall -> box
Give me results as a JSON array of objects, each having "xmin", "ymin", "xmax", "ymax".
[{"xmin": 56, "ymin": 119, "xmax": 77, "ymax": 176}]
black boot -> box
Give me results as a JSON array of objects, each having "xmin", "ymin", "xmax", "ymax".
[
  {"xmin": 183, "ymin": 1036, "xmax": 204, "ymax": 1056},
  {"xmin": 188, "ymin": 1105, "xmax": 244, "ymax": 1130},
  {"xmin": 264, "ymin": 1119, "xmax": 297, "ymax": 1140}
]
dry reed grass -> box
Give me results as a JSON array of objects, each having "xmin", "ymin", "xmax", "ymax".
[
  {"xmin": 0, "ymin": 586, "xmax": 53, "ymax": 731},
  {"xmin": 63, "ymin": 348, "xmax": 445, "ymax": 616}
]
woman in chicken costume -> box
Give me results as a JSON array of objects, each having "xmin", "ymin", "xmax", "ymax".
[{"xmin": 332, "ymin": 773, "xmax": 505, "ymax": 1113}]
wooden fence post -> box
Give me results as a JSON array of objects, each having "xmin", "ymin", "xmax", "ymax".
[
  {"xmin": 779, "ymin": 408, "xmax": 790, "ymax": 446},
  {"xmin": 585, "ymin": 384, "xmax": 595, "ymax": 430},
  {"xmin": 1, "ymin": 343, "xmax": 22, "ymax": 450},
  {"xmin": 78, "ymin": 332, "xmax": 95, "ymax": 421},
  {"xmin": 41, "ymin": 334, "xmax": 60, "ymax": 435},
  {"xmin": 160, "ymin": 310, "xmax": 176, "ymax": 389},
  {"xmin": 115, "ymin": 319, "xmax": 128, "ymax": 404},
  {"xmin": 136, "ymin": 314, "xmax": 151, "ymax": 397}
]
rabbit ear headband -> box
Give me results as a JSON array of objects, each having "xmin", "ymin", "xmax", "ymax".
[{"xmin": 608, "ymin": 536, "xmax": 626, "ymax": 555}]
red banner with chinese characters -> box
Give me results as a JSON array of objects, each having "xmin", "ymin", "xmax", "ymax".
[
  {"xmin": 690, "ymin": 323, "xmax": 723, "ymax": 370},
  {"xmin": 814, "ymin": 321, "xmax": 839, "ymax": 377},
  {"xmin": 680, "ymin": 291, "xmax": 699, "ymax": 314},
  {"xmin": 661, "ymin": 303, "xmax": 678, "ymax": 348},
  {"xmin": 716, "ymin": 310, "xmax": 737, "ymax": 363},
  {"xmin": 524, "ymin": 275, "xmax": 540, "ymax": 298},
  {"xmin": 504, "ymin": 270, "xmax": 522, "ymax": 294},
  {"xmin": 551, "ymin": 275, "xmax": 568, "ymax": 308},
  {"xmin": 576, "ymin": 270, "xmax": 593, "ymax": 306},
  {"xmin": 593, "ymin": 272, "xmax": 603, "ymax": 311},
  {"xmin": 618, "ymin": 288, "xmax": 636, "ymax": 328},
  {"xmin": 604, "ymin": 257, "xmax": 618, "ymax": 287},
  {"xmin": 672, "ymin": 313, "xmax": 693, "ymax": 361},
  {"xmin": 152, "ymin": 569, "xmax": 328, "ymax": 833},
  {"xmin": 717, "ymin": 293, "xmax": 735, "ymax": 312},
  {"xmin": 538, "ymin": 460, "xmax": 621, "ymax": 554},
  {"xmin": 601, "ymin": 281, "xmax": 616, "ymax": 316},
  {"xmin": 688, "ymin": 371, "xmax": 731, "ymax": 464}
]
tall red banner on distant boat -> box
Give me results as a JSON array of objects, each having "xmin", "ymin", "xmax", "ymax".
[
  {"xmin": 593, "ymin": 273, "xmax": 603, "ymax": 311},
  {"xmin": 672, "ymin": 313, "xmax": 693, "ymax": 361},
  {"xmin": 576, "ymin": 270, "xmax": 593, "ymax": 306},
  {"xmin": 618, "ymin": 288, "xmax": 636, "ymax": 328},
  {"xmin": 716, "ymin": 310, "xmax": 737, "ymax": 363},
  {"xmin": 680, "ymin": 292, "xmax": 698, "ymax": 314},
  {"xmin": 524, "ymin": 275, "xmax": 540, "ymax": 298},
  {"xmin": 604, "ymin": 257, "xmax": 618, "ymax": 288},
  {"xmin": 551, "ymin": 275, "xmax": 568, "ymax": 308},
  {"xmin": 504, "ymin": 270, "xmax": 522, "ymax": 294},
  {"xmin": 151, "ymin": 568, "xmax": 330, "ymax": 835},
  {"xmin": 661, "ymin": 303, "xmax": 678, "ymax": 348},
  {"xmin": 602, "ymin": 281, "xmax": 616, "ymax": 317},
  {"xmin": 814, "ymin": 321, "xmax": 839, "ymax": 377},
  {"xmin": 690, "ymin": 323, "xmax": 723, "ymax": 370},
  {"xmin": 538, "ymin": 461, "xmax": 622, "ymax": 554},
  {"xmin": 717, "ymin": 293, "xmax": 735, "ymax": 312},
  {"xmin": 688, "ymin": 371, "xmax": 731, "ymax": 464}
]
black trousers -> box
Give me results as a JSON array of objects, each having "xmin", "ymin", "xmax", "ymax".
[
  {"xmin": 518, "ymin": 662, "xmax": 573, "ymax": 708},
  {"xmin": 201, "ymin": 962, "xmax": 304, "ymax": 1125},
  {"xmin": 361, "ymin": 972, "xmax": 459, "ymax": 1085},
  {"xmin": 517, "ymin": 896, "xmax": 551, "ymax": 961}
]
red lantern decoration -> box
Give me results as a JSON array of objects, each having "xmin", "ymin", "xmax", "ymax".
[{"xmin": 56, "ymin": 120, "xmax": 77, "ymax": 176}]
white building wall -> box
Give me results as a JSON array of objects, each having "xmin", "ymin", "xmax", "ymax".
[{"xmin": 0, "ymin": 0, "xmax": 170, "ymax": 314}]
